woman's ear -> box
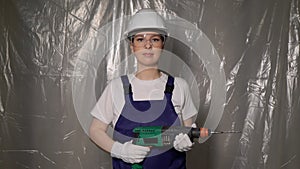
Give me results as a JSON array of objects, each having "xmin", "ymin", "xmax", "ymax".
[{"xmin": 130, "ymin": 43, "xmax": 134, "ymax": 53}]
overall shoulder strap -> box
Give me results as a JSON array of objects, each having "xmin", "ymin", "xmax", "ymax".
[
  {"xmin": 164, "ymin": 75, "xmax": 174, "ymax": 94},
  {"xmin": 120, "ymin": 75, "xmax": 132, "ymax": 95}
]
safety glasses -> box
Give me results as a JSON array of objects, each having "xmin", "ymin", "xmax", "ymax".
[{"xmin": 130, "ymin": 34, "xmax": 165, "ymax": 48}]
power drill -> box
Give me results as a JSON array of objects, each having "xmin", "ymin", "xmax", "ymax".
[
  {"xmin": 132, "ymin": 126, "xmax": 240, "ymax": 147},
  {"xmin": 131, "ymin": 126, "xmax": 241, "ymax": 169}
]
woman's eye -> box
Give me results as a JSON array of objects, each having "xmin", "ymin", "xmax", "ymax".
[
  {"xmin": 152, "ymin": 38, "xmax": 161, "ymax": 42},
  {"xmin": 135, "ymin": 38, "xmax": 144, "ymax": 42}
]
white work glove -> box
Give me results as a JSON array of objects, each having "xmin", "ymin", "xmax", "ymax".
[
  {"xmin": 110, "ymin": 141, "xmax": 150, "ymax": 164},
  {"xmin": 173, "ymin": 133, "xmax": 193, "ymax": 152},
  {"xmin": 173, "ymin": 123, "xmax": 196, "ymax": 152}
]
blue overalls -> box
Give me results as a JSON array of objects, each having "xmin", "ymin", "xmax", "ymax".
[{"xmin": 112, "ymin": 75, "xmax": 186, "ymax": 169}]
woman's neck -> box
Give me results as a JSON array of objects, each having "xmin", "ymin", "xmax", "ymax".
[{"xmin": 135, "ymin": 68, "xmax": 161, "ymax": 80}]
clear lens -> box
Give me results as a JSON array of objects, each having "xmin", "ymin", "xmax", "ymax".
[{"xmin": 132, "ymin": 34, "xmax": 164, "ymax": 47}]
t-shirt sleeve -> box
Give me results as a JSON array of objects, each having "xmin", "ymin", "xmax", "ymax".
[
  {"xmin": 90, "ymin": 82, "xmax": 114, "ymax": 124},
  {"xmin": 176, "ymin": 78, "xmax": 198, "ymax": 120}
]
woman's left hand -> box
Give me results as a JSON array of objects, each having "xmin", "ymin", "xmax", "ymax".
[{"xmin": 173, "ymin": 133, "xmax": 194, "ymax": 152}]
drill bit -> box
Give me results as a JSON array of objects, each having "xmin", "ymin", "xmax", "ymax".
[{"xmin": 211, "ymin": 130, "xmax": 242, "ymax": 134}]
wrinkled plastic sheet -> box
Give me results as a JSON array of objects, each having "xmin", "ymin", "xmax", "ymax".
[{"xmin": 0, "ymin": 0, "xmax": 300, "ymax": 169}]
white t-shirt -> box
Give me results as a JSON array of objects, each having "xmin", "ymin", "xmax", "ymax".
[{"xmin": 91, "ymin": 73, "xmax": 198, "ymax": 127}]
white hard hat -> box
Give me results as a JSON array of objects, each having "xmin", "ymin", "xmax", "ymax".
[{"xmin": 125, "ymin": 8, "xmax": 168, "ymax": 38}]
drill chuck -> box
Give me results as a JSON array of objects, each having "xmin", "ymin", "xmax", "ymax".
[{"xmin": 190, "ymin": 127, "xmax": 212, "ymax": 138}]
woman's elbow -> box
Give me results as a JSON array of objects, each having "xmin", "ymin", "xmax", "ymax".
[{"xmin": 89, "ymin": 118, "xmax": 107, "ymax": 139}]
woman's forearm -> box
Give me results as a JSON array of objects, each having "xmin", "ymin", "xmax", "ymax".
[
  {"xmin": 89, "ymin": 118, "xmax": 115, "ymax": 153},
  {"xmin": 183, "ymin": 117, "xmax": 194, "ymax": 127}
]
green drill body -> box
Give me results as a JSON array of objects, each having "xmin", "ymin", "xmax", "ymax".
[{"xmin": 132, "ymin": 126, "xmax": 205, "ymax": 147}]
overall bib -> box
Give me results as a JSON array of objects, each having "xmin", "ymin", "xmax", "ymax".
[{"xmin": 112, "ymin": 75, "xmax": 186, "ymax": 169}]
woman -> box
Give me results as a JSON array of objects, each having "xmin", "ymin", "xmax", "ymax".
[{"xmin": 89, "ymin": 8, "xmax": 198, "ymax": 169}]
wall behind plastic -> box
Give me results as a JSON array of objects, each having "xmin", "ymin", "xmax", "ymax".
[{"xmin": 0, "ymin": 0, "xmax": 299, "ymax": 169}]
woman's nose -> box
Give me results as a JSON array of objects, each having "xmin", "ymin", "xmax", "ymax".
[{"xmin": 144, "ymin": 40, "xmax": 153, "ymax": 49}]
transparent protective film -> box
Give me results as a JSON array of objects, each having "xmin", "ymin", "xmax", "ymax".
[{"xmin": 1, "ymin": 1, "xmax": 299, "ymax": 169}]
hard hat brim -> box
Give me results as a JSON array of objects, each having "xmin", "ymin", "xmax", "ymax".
[{"xmin": 126, "ymin": 28, "xmax": 168, "ymax": 37}]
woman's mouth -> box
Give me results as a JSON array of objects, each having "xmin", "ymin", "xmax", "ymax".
[{"xmin": 143, "ymin": 53, "xmax": 154, "ymax": 57}]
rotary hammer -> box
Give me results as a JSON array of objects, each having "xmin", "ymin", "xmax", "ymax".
[{"xmin": 132, "ymin": 126, "xmax": 241, "ymax": 147}]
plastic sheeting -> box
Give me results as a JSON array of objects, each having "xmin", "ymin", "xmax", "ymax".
[{"xmin": 0, "ymin": 0, "xmax": 299, "ymax": 169}]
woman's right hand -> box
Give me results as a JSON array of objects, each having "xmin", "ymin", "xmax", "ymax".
[{"xmin": 110, "ymin": 141, "xmax": 150, "ymax": 164}]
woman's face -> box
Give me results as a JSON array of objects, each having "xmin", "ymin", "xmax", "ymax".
[{"xmin": 130, "ymin": 31, "xmax": 165, "ymax": 68}]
